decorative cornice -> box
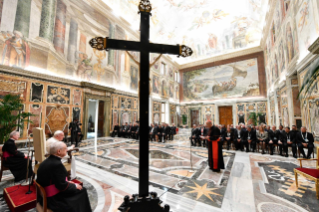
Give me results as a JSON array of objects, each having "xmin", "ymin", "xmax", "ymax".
[
  {"xmin": 0, "ymin": 65, "xmax": 81, "ymax": 86},
  {"xmin": 179, "ymin": 46, "xmax": 262, "ymax": 70},
  {"xmin": 308, "ymin": 37, "xmax": 319, "ymax": 55},
  {"xmin": 286, "ymin": 56, "xmax": 299, "ymax": 77},
  {"xmin": 81, "ymin": 82, "xmax": 115, "ymax": 93},
  {"xmin": 296, "ymin": 53, "xmax": 319, "ymax": 75}
]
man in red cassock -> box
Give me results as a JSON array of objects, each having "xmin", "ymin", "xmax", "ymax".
[{"xmin": 201, "ymin": 120, "xmax": 225, "ymax": 172}]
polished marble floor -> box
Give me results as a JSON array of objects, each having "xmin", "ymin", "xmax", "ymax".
[{"xmin": 0, "ymin": 129, "xmax": 318, "ymax": 212}]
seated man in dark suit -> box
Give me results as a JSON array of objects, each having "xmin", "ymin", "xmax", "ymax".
[
  {"xmin": 134, "ymin": 123, "xmax": 140, "ymax": 140},
  {"xmin": 120, "ymin": 122, "xmax": 129, "ymax": 138},
  {"xmin": 149, "ymin": 124, "xmax": 155, "ymax": 141},
  {"xmin": 223, "ymin": 126, "xmax": 233, "ymax": 150},
  {"xmin": 36, "ymin": 141, "xmax": 92, "ymax": 212},
  {"xmin": 189, "ymin": 124, "xmax": 198, "ymax": 146},
  {"xmin": 268, "ymin": 125, "xmax": 281, "ymax": 155},
  {"xmin": 247, "ymin": 125, "xmax": 257, "ymax": 152},
  {"xmin": 161, "ymin": 123, "xmax": 171, "ymax": 143},
  {"xmin": 198, "ymin": 125, "xmax": 208, "ymax": 147},
  {"xmin": 169, "ymin": 123, "xmax": 176, "ymax": 140},
  {"xmin": 111, "ymin": 124, "xmax": 120, "ymax": 137},
  {"xmin": 156, "ymin": 124, "xmax": 163, "ymax": 142},
  {"xmin": 240, "ymin": 124, "xmax": 249, "ymax": 152},
  {"xmin": 296, "ymin": 126, "xmax": 314, "ymax": 159}
]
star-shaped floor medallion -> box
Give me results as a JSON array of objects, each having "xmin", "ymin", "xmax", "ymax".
[{"xmin": 186, "ymin": 182, "xmax": 221, "ymax": 202}]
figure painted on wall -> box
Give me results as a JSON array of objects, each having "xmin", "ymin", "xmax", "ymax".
[
  {"xmin": 176, "ymin": 87, "xmax": 179, "ymax": 100},
  {"xmin": 162, "ymin": 80, "xmax": 167, "ymax": 97},
  {"xmin": 93, "ymin": 49, "xmax": 107, "ymax": 82},
  {"xmin": 208, "ymin": 33, "xmax": 218, "ymax": 49},
  {"xmin": 130, "ymin": 66, "xmax": 138, "ymax": 91},
  {"xmin": 286, "ymin": 24, "xmax": 295, "ymax": 62},
  {"xmin": 283, "ymin": 107, "xmax": 289, "ymax": 127},
  {"xmin": 1, "ymin": 31, "xmax": 30, "ymax": 68},
  {"xmin": 121, "ymin": 112, "xmax": 130, "ymax": 125},
  {"xmin": 152, "ymin": 75, "xmax": 160, "ymax": 94},
  {"xmin": 154, "ymin": 113, "xmax": 160, "ymax": 124},
  {"xmin": 298, "ymin": 2, "xmax": 309, "ymax": 31},
  {"xmin": 280, "ymin": 43, "xmax": 285, "ymax": 71},
  {"xmin": 77, "ymin": 53, "xmax": 93, "ymax": 81},
  {"xmin": 169, "ymin": 83, "xmax": 174, "ymax": 98}
]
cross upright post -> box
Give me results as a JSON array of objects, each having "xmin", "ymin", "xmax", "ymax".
[{"xmin": 89, "ymin": 0, "xmax": 192, "ymax": 210}]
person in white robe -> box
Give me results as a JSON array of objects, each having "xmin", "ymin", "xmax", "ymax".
[{"xmin": 46, "ymin": 130, "xmax": 77, "ymax": 180}]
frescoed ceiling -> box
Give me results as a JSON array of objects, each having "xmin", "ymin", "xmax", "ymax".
[{"xmin": 102, "ymin": 0, "xmax": 269, "ymax": 65}]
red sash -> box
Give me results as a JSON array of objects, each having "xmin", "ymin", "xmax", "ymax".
[
  {"xmin": 3, "ymin": 151, "xmax": 13, "ymax": 160},
  {"xmin": 44, "ymin": 177, "xmax": 68, "ymax": 197},
  {"xmin": 211, "ymin": 138, "xmax": 220, "ymax": 170}
]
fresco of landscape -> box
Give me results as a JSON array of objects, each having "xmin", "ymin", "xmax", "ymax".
[{"xmin": 183, "ymin": 58, "xmax": 260, "ymax": 101}]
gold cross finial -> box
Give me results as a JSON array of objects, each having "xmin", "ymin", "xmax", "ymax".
[{"xmin": 139, "ymin": 0, "xmax": 152, "ymax": 13}]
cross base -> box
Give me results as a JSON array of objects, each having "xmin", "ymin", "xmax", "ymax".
[{"xmin": 118, "ymin": 192, "xmax": 170, "ymax": 212}]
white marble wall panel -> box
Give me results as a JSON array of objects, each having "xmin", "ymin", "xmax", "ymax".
[
  {"xmin": 0, "ymin": 0, "xmax": 18, "ymax": 32},
  {"xmin": 29, "ymin": 0, "xmax": 41, "ymax": 39}
]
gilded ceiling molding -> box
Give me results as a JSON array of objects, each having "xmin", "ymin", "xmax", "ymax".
[
  {"xmin": 179, "ymin": 46, "xmax": 262, "ymax": 70},
  {"xmin": 308, "ymin": 37, "xmax": 319, "ymax": 55}
]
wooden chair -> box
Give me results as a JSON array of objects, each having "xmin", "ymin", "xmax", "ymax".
[
  {"xmin": 32, "ymin": 128, "xmax": 79, "ymax": 182},
  {"xmin": 34, "ymin": 180, "xmax": 53, "ymax": 212},
  {"xmin": 0, "ymin": 146, "xmax": 10, "ymax": 182},
  {"xmin": 294, "ymin": 147, "xmax": 319, "ymax": 199}
]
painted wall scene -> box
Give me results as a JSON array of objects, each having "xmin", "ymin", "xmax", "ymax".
[{"xmin": 183, "ymin": 58, "xmax": 260, "ymax": 101}]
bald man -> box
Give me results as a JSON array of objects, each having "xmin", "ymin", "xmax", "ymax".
[
  {"xmin": 36, "ymin": 142, "xmax": 92, "ymax": 212},
  {"xmin": 296, "ymin": 127, "xmax": 314, "ymax": 159},
  {"xmin": 201, "ymin": 121, "xmax": 224, "ymax": 172}
]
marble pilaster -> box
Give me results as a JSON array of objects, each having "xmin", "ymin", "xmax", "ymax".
[
  {"xmin": 0, "ymin": 0, "xmax": 4, "ymax": 26},
  {"xmin": 39, "ymin": 0, "xmax": 57, "ymax": 42},
  {"xmin": 64, "ymin": 14, "xmax": 71, "ymax": 59},
  {"xmin": 67, "ymin": 18, "xmax": 78, "ymax": 64},
  {"xmin": 13, "ymin": 0, "xmax": 32, "ymax": 38},
  {"xmin": 274, "ymin": 90, "xmax": 280, "ymax": 126},
  {"xmin": 107, "ymin": 24, "xmax": 115, "ymax": 66},
  {"xmin": 28, "ymin": 0, "xmax": 41, "ymax": 39},
  {"xmin": 286, "ymin": 76, "xmax": 295, "ymax": 128},
  {"xmin": 0, "ymin": 0, "xmax": 18, "ymax": 32},
  {"xmin": 53, "ymin": 0, "xmax": 66, "ymax": 54}
]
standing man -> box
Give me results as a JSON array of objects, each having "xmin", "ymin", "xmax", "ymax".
[
  {"xmin": 240, "ymin": 124, "xmax": 249, "ymax": 152},
  {"xmin": 201, "ymin": 121, "xmax": 224, "ymax": 172},
  {"xmin": 296, "ymin": 126, "xmax": 314, "ymax": 159},
  {"xmin": 69, "ymin": 119, "xmax": 79, "ymax": 146}
]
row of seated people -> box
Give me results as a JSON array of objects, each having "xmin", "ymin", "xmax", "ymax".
[
  {"xmin": 149, "ymin": 123, "xmax": 177, "ymax": 142},
  {"xmin": 190, "ymin": 123, "xmax": 315, "ymax": 159},
  {"xmin": 111, "ymin": 122, "xmax": 140, "ymax": 139}
]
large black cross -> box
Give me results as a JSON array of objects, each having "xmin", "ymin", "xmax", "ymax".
[{"xmin": 90, "ymin": 0, "xmax": 192, "ymax": 198}]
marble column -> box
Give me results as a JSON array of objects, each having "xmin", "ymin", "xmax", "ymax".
[
  {"xmin": 39, "ymin": 0, "xmax": 57, "ymax": 42},
  {"xmin": 13, "ymin": 0, "xmax": 32, "ymax": 38},
  {"xmin": 53, "ymin": 0, "xmax": 66, "ymax": 54},
  {"xmin": 67, "ymin": 18, "xmax": 78, "ymax": 64},
  {"xmin": 108, "ymin": 24, "xmax": 115, "ymax": 66},
  {"xmin": 29, "ymin": 0, "xmax": 41, "ymax": 39}
]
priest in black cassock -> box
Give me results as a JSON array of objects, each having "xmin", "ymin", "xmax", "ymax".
[
  {"xmin": 201, "ymin": 121, "xmax": 224, "ymax": 172},
  {"xmin": 2, "ymin": 131, "xmax": 33, "ymax": 182},
  {"xmin": 36, "ymin": 141, "xmax": 92, "ymax": 212}
]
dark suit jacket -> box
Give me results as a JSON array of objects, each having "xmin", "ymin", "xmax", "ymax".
[
  {"xmin": 240, "ymin": 128, "xmax": 248, "ymax": 141},
  {"xmin": 163, "ymin": 126, "xmax": 170, "ymax": 134},
  {"xmin": 268, "ymin": 130, "xmax": 280, "ymax": 141},
  {"xmin": 170, "ymin": 127, "xmax": 176, "ymax": 135},
  {"xmin": 247, "ymin": 129, "xmax": 257, "ymax": 142},
  {"xmin": 191, "ymin": 128, "xmax": 198, "ymax": 137},
  {"xmin": 290, "ymin": 130, "xmax": 299, "ymax": 143},
  {"xmin": 197, "ymin": 127, "xmax": 208, "ymax": 136},
  {"xmin": 223, "ymin": 131, "xmax": 233, "ymax": 141},
  {"xmin": 296, "ymin": 132, "xmax": 314, "ymax": 144}
]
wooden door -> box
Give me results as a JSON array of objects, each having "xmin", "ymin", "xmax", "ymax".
[
  {"xmin": 191, "ymin": 110, "xmax": 199, "ymax": 126},
  {"xmin": 219, "ymin": 106, "xmax": 233, "ymax": 126},
  {"xmin": 98, "ymin": 101, "xmax": 105, "ymax": 137}
]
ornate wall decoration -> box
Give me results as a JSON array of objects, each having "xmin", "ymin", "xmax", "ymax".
[
  {"xmin": 257, "ymin": 102, "xmax": 267, "ymax": 112},
  {"xmin": 112, "ymin": 110, "xmax": 119, "ymax": 127},
  {"xmin": 121, "ymin": 111, "xmax": 130, "ymax": 125},
  {"xmin": 28, "ymin": 104, "xmax": 42, "ymax": 134},
  {"xmin": 130, "ymin": 66, "xmax": 138, "ymax": 91},
  {"xmin": 47, "ymin": 85, "xmax": 70, "ymax": 104},
  {"xmin": 45, "ymin": 106, "xmax": 69, "ymax": 135},
  {"xmin": 30, "ymin": 83, "xmax": 43, "ymax": 102},
  {"xmin": 113, "ymin": 95, "xmax": 119, "ymax": 108},
  {"xmin": 246, "ymin": 103, "xmax": 256, "ymax": 112},
  {"xmin": 0, "ymin": 78, "xmax": 27, "ymax": 100},
  {"xmin": 72, "ymin": 107, "xmax": 81, "ymax": 121},
  {"xmin": 152, "ymin": 74, "xmax": 160, "ymax": 94},
  {"xmin": 73, "ymin": 89, "xmax": 82, "ymax": 105},
  {"xmin": 169, "ymin": 82, "xmax": 174, "ymax": 98}
]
